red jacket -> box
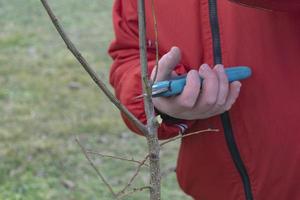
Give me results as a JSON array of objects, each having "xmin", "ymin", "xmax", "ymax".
[{"xmin": 109, "ymin": 0, "xmax": 300, "ymax": 199}]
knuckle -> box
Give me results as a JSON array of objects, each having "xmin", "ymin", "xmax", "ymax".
[
  {"xmin": 205, "ymin": 97, "xmax": 217, "ymax": 107},
  {"xmin": 216, "ymin": 100, "xmax": 226, "ymax": 108},
  {"xmin": 220, "ymin": 97, "xmax": 227, "ymax": 105},
  {"xmin": 216, "ymin": 69, "xmax": 227, "ymax": 79},
  {"xmin": 221, "ymin": 79, "xmax": 229, "ymax": 88}
]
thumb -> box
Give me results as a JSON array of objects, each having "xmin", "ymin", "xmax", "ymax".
[{"xmin": 151, "ymin": 46, "xmax": 181, "ymax": 82}]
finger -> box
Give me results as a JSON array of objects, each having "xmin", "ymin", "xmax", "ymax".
[
  {"xmin": 195, "ymin": 64, "xmax": 219, "ymax": 112},
  {"xmin": 171, "ymin": 71, "xmax": 179, "ymax": 78},
  {"xmin": 151, "ymin": 46, "xmax": 181, "ymax": 82},
  {"xmin": 210, "ymin": 64, "xmax": 229, "ymax": 111},
  {"xmin": 153, "ymin": 70, "xmax": 201, "ymax": 117},
  {"xmin": 173, "ymin": 69, "xmax": 201, "ymax": 109},
  {"xmin": 224, "ymin": 81, "xmax": 242, "ymax": 111}
]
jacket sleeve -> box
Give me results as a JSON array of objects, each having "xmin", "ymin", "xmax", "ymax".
[{"xmin": 108, "ymin": 0, "xmax": 196, "ymax": 140}]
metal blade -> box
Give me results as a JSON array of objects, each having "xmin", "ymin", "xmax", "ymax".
[
  {"xmin": 133, "ymin": 87, "xmax": 169, "ymax": 100},
  {"xmin": 152, "ymin": 87, "xmax": 169, "ymax": 96}
]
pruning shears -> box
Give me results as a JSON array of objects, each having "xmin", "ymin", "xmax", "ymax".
[{"xmin": 135, "ymin": 66, "xmax": 252, "ymax": 99}]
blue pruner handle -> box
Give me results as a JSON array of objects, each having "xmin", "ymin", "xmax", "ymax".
[{"xmin": 152, "ymin": 66, "xmax": 252, "ymax": 97}]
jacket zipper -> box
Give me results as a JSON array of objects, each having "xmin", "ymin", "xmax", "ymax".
[{"xmin": 208, "ymin": 0, "xmax": 254, "ymax": 199}]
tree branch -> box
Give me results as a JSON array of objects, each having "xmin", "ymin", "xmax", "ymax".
[
  {"xmin": 117, "ymin": 154, "xmax": 150, "ymax": 196},
  {"xmin": 117, "ymin": 186, "xmax": 151, "ymax": 199},
  {"xmin": 150, "ymin": 0, "xmax": 159, "ymax": 84},
  {"xmin": 40, "ymin": 0, "xmax": 147, "ymax": 135},
  {"xmin": 160, "ymin": 128, "xmax": 219, "ymax": 147},
  {"xmin": 86, "ymin": 150, "xmax": 150, "ymax": 167},
  {"xmin": 75, "ymin": 137, "xmax": 116, "ymax": 198},
  {"xmin": 138, "ymin": 0, "xmax": 161, "ymax": 199}
]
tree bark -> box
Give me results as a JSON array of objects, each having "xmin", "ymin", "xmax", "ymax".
[{"xmin": 137, "ymin": 0, "xmax": 161, "ymax": 199}]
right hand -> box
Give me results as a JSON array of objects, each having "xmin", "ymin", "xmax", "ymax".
[{"xmin": 151, "ymin": 47, "xmax": 242, "ymax": 120}]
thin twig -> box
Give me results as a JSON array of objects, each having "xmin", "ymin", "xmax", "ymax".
[
  {"xmin": 117, "ymin": 186, "xmax": 151, "ymax": 199},
  {"xmin": 160, "ymin": 128, "xmax": 219, "ymax": 147},
  {"xmin": 40, "ymin": 0, "xmax": 147, "ymax": 135},
  {"xmin": 86, "ymin": 150, "xmax": 150, "ymax": 167},
  {"xmin": 117, "ymin": 154, "xmax": 150, "ymax": 196},
  {"xmin": 75, "ymin": 137, "xmax": 116, "ymax": 198},
  {"xmin": 151, "ymin": 0, "xmax": 159, "ymax": 85}
]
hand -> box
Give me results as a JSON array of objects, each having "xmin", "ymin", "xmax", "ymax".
[{"xmin": 151, "ymin": 46, "xmax": 242, "ymax": 120}]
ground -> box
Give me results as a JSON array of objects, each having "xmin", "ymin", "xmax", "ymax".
[{"xmin": 0, "ymin": 0, "xmax": 191, "ymax": 199}]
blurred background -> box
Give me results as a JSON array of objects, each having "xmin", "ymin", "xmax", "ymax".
[{"xmin": 0, "ymin": 0, "xmax": 190, "ymax": 199}]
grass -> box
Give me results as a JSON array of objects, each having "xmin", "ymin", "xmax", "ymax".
[{"xmin": 0, "ymin": 0, "xmax": 191, "ymax": 199}]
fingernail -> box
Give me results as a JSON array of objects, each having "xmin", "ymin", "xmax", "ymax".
[
  {"xmin": 200, "ymin": 64, "xmax": 209, "ymax": 71},
  {"xmin": 215, "ymin": 65, "xmax": 224, "ymax": 72},
  {"xmin": 190, "ymin": 69, "xmax": 199, "ymax": 77},
  {"xmin": 171, "ymin": 46, "xmax": 179, "ymax": 52}
]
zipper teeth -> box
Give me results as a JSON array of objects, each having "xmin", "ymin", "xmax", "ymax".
[
  {"xmin": 208, "ymin": 0, "xmax": 254, "ymax": 199},
  {"xmin": 208, "ymin": 0, "xmax": 222, "ymax": 64},
  {"xmin": 220, "ymin": 113, "xmax": 254, "ymax": 200}
]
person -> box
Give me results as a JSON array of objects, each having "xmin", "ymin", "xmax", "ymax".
[{"xmin": 108, "ymin": 0, "xmax": 300, "ymax": 199}]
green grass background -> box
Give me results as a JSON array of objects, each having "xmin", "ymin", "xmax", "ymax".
[{"xmin": 0, "ymin": 0, "xmax": 191, "ymax": 199}]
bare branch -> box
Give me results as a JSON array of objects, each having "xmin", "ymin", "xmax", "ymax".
[
  {"xmin": 117, "ymin": 154, "xmax": 150, "ymax": 196},
  {"xmin": 160, "ymin": 128, "xmax": 219, "ymax": 147},
  {"xmin": 117, "ymin": 186, "xmax": 151, "ymax": 199},
  {"xmin": 86, "ymin": 150, "xmax": 150, "ymax": 167},
  {"xmin": 138, "ymin": 0, "xmax": 161, "ymax": 199},
  {"xmin": 151, "ymin": 0, "xmax": 160, "ymax": 84},
  {"xmin": 75, "ymin": 137, "xmax": 116, "ymax": 198},
  {"xmin": 40, "ymin": 0, "xmax": 147, "ymax": 135}
]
